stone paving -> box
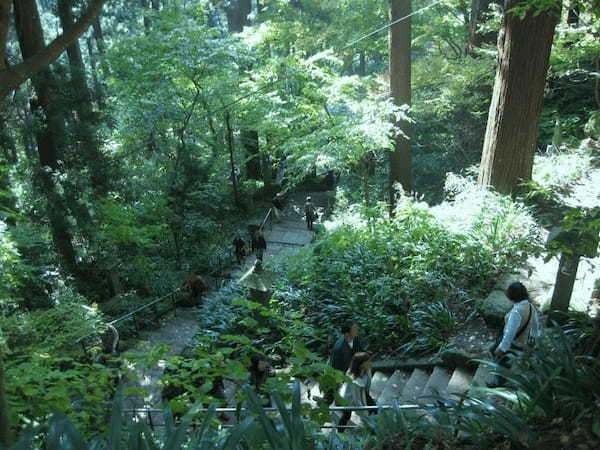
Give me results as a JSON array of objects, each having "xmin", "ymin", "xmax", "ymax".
[{"xmin": 121, "ymin": 191, "xmax": 329, "ymax": 417}]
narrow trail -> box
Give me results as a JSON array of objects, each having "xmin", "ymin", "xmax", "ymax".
[{"xmin": 122, "ymin": 191, "xmax": 329, "ymax": 417}]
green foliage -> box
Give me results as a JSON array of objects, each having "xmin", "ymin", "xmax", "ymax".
[
  {"xmin": 401, "ymin": 301, "xmax": 458, "ymax": 356},
  {"xmin": 5, "ymin": 354, "xmax": 117, "ymax": 437},
  {"xmin": 1, "ymin": 289, "xmax": 103, "ymax": 355},
  {"xmin": 277, "ymin": 191, "xmax": 541, "ymax": 358}
]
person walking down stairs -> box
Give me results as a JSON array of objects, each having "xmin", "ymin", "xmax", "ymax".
[
  {"xmin": 304, "ymin": 196, "xmax": 316, "ymax": 230},
  {"xmin": 488, "ymin": 281, "xmax": 541, "ymax": 387},
  {"xmin": 338, "ymin": 352, "xmax": 376, "ymax": 432},
  {"xmin": 324, "ymin": 322, "xmax": 361, "ymax": 405}
]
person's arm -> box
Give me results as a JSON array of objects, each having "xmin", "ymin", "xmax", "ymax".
[{"xmin": 497, "ymin": 309, "xmax": 522, "ymax": 353}]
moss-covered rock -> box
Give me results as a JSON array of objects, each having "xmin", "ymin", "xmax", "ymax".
[{"xmin": 480, "ymin": 290, "xmax": 513, "ymax": 327}]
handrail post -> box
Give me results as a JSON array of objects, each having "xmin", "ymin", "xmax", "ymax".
[{"xmin": 148, "ymin": 409, "xmax": 154, "ymax": 431}]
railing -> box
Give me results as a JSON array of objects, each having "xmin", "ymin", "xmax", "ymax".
[
  {"xmin": 75, "ymin": 287, "xmax": 183, "ymax": 356},
  {"xmin": 259, "ymin": 207, "xmax": 273, "ymax": 232},
  {"xmin": 77, "ymin": 204, "xmax": 277, "ymax": 356},
  {"xmin": 123, "ymin": 404, "xmax": 423, "ymax": 431}
]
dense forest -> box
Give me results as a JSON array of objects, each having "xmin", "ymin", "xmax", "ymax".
[{"xmin": 1, "ymin": 0, "xmax": 600, "ymax": 448}]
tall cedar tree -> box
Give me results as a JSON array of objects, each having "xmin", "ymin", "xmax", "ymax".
[
  {"xmin": 0, "ymin": 0, "xmax": 108, "ymax": 100},
  {"xmin": 57, "ymin": 0, "xmax": 110, "ymax": 196},
  {"xmin": 478, "ymin": 0, "xmax": 560, "ymax": 194},
  {"xmin": 13, "ymin": 0, "xmax": 80, "ymax": 276},
  {"xmin": 388, "ymin": 0, "xmax": 412, "ymax": 215}
]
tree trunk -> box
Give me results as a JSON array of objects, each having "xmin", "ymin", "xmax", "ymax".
[
  {"xmin": 152, "ymin": 0, "xmax": 160, "ymax": 10},
  {"xmin": 58, "ymin": 0, "xmax": 109, "ymax": 196},
  {"xmin": 242, "ymin": 129, "xmax": 261, "ymax": 180},
  {"xmin": 0, "ymin": 359, "xmax": 11, "ymax": 447},
  {"xmin": 0, "ymin": 1, "xmax": 10, "ymax": 71},
  {"xmin": 86, "ymin": 36, "xmax": 105, "ymax": 108},
  {"xmin": 225, "ymin": 0, "xmax": 252, "ymax": 32},
  {"xmin": 469, "ymin": 0, "xmax": 498, "ymax": 53},
  {"xmin": 225, "ymin": 111, "xmax": 241, "ymax": 208},
  {"xmin": 549, "ymin": 253, "xmax": 580, "ymax": 322},
  {"xmin": 14, "ymin": 0, "xmax": 80, "ymax": 276},
  {"xmin": 1, "ymin": 0, "xmax": 108, "ymax": 100},
  {"xmin": 140, "ymin": 0, "xmax": 152, "ymax": 29},
  {"xmin": 478, "ymin": 1, "xmax": 559, "ymax": 194},
  {"xmin": 358, "ymin": 51, "xmax": 366, "ymax": 76},
  {"xmin": 0, "ymin": 119, "xmax": 17, "ymax": 225},
  {"xmin": 92, "ymin": 17, "xmax": 105, "ymax": 54},
  {"xmin": 388, "ymin": 0, "xmax": 412, "ymax": 215}
]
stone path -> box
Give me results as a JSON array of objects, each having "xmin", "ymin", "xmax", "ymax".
[{"xmin": 121, "ymin": 190, "xmax": 330, "ymax": 418}]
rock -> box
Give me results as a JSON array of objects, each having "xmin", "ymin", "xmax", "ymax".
[{"xmin": 480, "ymin": 290, "xmax": 513, "ymax": 327}]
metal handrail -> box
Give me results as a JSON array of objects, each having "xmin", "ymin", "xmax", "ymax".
[
  {"xmin": 107, "ymin": 288, "xmax": 182, "ymax": 326},
  {"xmin": 124, "ymin": 404, "xmax": 420, "ymax": 414},
  {"xmin": 122, "ymin": 403, "xmax": 426, "ymax": 431},
  {"xmin": 75, "ymin": 287, "xmax": 183, "ymax": 350},
  {"xmin": 259, "ymin": 207, "xmax": 273, "ymax": 231}
]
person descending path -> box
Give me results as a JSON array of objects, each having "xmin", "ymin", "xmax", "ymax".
[
  {"xmin": 338, "ymin": 352, "xmax": 375, "ymax": 432},
  {"xmin": 253, "ymin": 230, "xmax": 267, "ymax": 261},
  {"xmin": 488, "ymin": 281, "xmax": 541, "ymax": 387},
  {"xmin": 248, "ymin": 354, "xmax": 272, "ymax": 406},
  {"xmin": 181, "ymin": 270, "xmax": 209, "ymax": 306},
  {"xmin": 304, "ymin": 196, "xmax": 315, "ymax": 230},
  {"xmin": 272, "ymin": 192, "xmax": 285, "ymax": 221},
  {"xmin": 232, "ymin": 235, "xmax": 246, "ymax": 265},
  {"xmin": 324, "ymin": 322, "xmax": 361, "ymax": 405}
]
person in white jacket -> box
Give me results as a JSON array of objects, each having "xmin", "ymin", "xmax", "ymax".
[
  {"xmin": 337, "ymin": 352, "xmax": 375, "ymax": 432},
  {"xmin": 489, "ymin": 281, "xmax": 541, "ymax": 387}
]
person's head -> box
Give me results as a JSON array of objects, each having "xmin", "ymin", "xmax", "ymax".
[
  {"xmin": 349, "ymin": 352, "xmax": 372, "ymax": 378},
  {"xmin": 341, "ymin": 322, "xmax": 359, "ymax": 340},
  {"xmin": 506, "ymin": 281, "xmax": 529, "ymax": 302},
  {"xmin": 306, "ymin": 196, "xmax": 311, "ymax": 201}
]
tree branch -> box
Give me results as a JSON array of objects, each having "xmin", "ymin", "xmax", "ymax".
[
  {"xmin": 0, "ymin": 0, "xmax": 10, "ymax": 71},
  {"xmin": 0, "ymin": 0, "xmax": 108, "ymax": 100}
]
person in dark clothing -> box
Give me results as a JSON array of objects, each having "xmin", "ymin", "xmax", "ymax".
[
  {"xmin": 272, "ymin": 193, "xmax": 285, "ymax": 221},
  {"xmin": 248, "ymin": 354, "xmax": 272, "ymax": 406},
  {"xmin": 324, "ymin": 322, "xmax": 361, "ymax": 405},
  {"xmin": 304, "ymin": 196, "xmax": 315, "ymax": 230},
  {"xmin": 182, "ymin": 271, "xmax": 209, "ymax": 305},
  {"xmin": 232, "ymin": 236, "xmax": 246, "ymax": 265},
  {"xmin": 254, "ymin": 230, "xmax": 267, "ymax": 261}
]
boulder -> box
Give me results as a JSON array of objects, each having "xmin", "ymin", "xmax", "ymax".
[{"xmin": 480, "ymin": 290, "xmax": 513, "ymax": 327}]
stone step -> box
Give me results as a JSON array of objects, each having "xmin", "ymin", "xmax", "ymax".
[
  {"xmin": 399, "ymin": 368, "xmax": 430, "ymax": 403},
  {"xmin": 471, "ymin": 362, "xmax": 494, "ymax": 388},
  {"xmin": 370, "ymin": 371, "xmax": 389, "ymax": 401},
  {"xmin": 446, "ymin": 367, "xmax": 473, "ymax": 399},
  {"xmin": 377, "ymin": 370, "xmax": 409, "ymax": 406},
  {"xmin": 420, "ymin": 366, "xmax": 451, "ymax": 401}
]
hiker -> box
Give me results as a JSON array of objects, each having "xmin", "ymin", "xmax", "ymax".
[
  {"xmin": 338, "ymin": 352, "xmax": 375, "ymax": 432},
  {"xmin": 249, "ymin": 354, "xmax": 272, "ymax": 406},
  {"xmin": 182, "ymin": 270, "xmax": 209, "ymax": 305},
  {"xmin": 232, "ymin": 235, "xmax": 246, "ymax": 265},
  {"xmin": 324, "ymin": 322, "xmax": 361, "ymax": 405},
  {"xmin": 253, "ymin": 230, "xmax": 267, "ymax": 261},
  {"xmin": 272, "ymin": 193, "xmax": 285, "ymax": 221},
  {"xmin": 488, "ymin": 281, "xmax": 541, "ymax": 387},
  {"xmin": 304, "ymin": 196, "xmax": 315, "ymax": 230}
]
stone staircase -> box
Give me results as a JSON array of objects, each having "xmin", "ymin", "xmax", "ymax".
[{"xmin": 291, "ymin": 360, "xmax": 495, "ymax": 428}]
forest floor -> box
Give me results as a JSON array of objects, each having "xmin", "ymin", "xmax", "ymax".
[{"xmin": 120, "ymin": 190, "xmax": 329, "ymax": 422}]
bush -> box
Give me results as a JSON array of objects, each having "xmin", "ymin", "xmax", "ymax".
[{"xmin": 275, "ymin": 193, "xmax": 541, "ymax": 358}]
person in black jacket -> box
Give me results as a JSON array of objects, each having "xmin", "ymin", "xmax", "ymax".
[{"xmin": 324, "ymin": 322, "xmax": 360, "ymax": 404}]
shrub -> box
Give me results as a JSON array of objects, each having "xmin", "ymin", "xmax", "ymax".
[{"xmin": 276, "ymin": 194, "xmax": 541, "ymax": 358}]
